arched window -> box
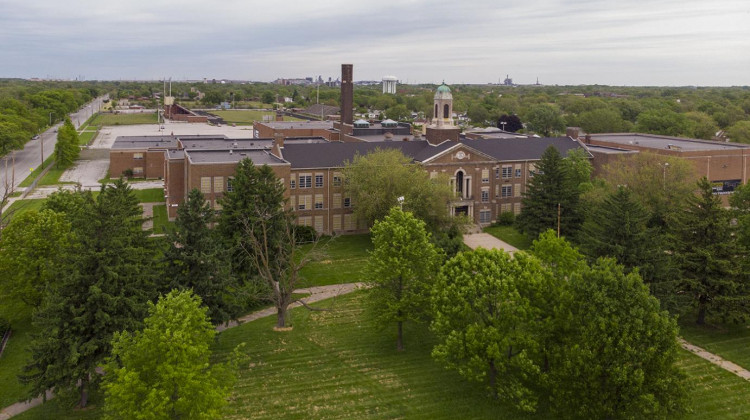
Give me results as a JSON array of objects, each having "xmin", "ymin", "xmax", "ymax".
[
  {"xmin": 443, "ymin": 104, "xmax": 450, "ymax": 118},
  {"xmin": 435, "ymin": 104, "xmax": 438, "ymax": 119},
  {"xmin": 456, "ymin": 170, "xmax": 464, "ymax": 195}
]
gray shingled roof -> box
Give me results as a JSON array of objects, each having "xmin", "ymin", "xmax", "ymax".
[
  {"xmin": 186, "ymin": 149, "xmax": 287, "ymax": 165},
  {"xmin": 459, "ymin": 137, "xmax": 585, "ymax": 161}
]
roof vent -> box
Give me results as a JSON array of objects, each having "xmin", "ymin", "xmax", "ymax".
[
  {"xmin": 240, "ymin": 152, "xmax": 247, "ymax": 156},
  {"xmin": 233, "ymin": 142, "xmax": 238, "ymax": 148},
  {"xmin": 229, "ymin": 149, "xmax": 233, "ymax": 154}
]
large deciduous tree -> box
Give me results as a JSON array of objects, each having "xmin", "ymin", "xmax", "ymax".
[
  {"xmin": 366, "ymin": 207, "xmax": 441, "ymax": 351},
  {"xmin": 22, "ymin": 180, "xmax": 158, "ymax": 408},
  {"xmin": 672, "ymin": 177, "xmax": 749, "ymax": 325},
  {"xmin": 431, "ymin": 248, "xmax": 555, "ymax": 413},
  {"xmin": 524, "ymin": 104, "xmax": 565, "ymax": 136},
  {"xmin": 163, "ymin": 188, "xmax": 239, "ymax": 325},
  {"xmin": 516, "ymin": 146, "xmax": 583, "ymax": 238},
  {"xmin": 0, "ymin": 209, "xmax": 71, "ymax": 306},
  {"xmin": 548, "ymin": 258, "xmax": 686, "ymax": 419},
  {"xmin": 104, "ymin": 290, "xmax": 240, "ymax": 419},
  {"xmin": 343, "ymin": 148, "xmax": 453, "ymax": 230},
  {"xmin": 54, "ymin": 118, "xmax": 79, "ymax": 168},
  {"xmin": 578, "ymin": 108, "xmax": 626, "ymax": 134}
]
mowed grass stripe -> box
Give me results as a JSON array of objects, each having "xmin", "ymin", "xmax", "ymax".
[
  {"xmin": 676, "ymin": 349, "xmax": 750, "ymax": 419},
  {"xmin": 680, "ymin": 321, "xmax": 750, "ymax": 370}
]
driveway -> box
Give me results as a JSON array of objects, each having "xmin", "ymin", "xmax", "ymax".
[{"xmin": 463, "ymin": 233, "xmax": 518, "ymax": 253}]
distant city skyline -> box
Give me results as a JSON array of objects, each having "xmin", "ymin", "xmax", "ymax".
[{"xmin": 1, "ymin": 0, "xmax": 748, "ymax": 86}]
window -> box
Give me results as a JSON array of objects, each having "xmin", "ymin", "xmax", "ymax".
[
  {"xmin": 314, "ymin": 194, "xmax": 324, "ymax": 209},
  {"xmin": 344, "ymin": 197, "xmax": 351, "ymax": 208},
  {"xmin": 501, "ymin": 185, "xmax": 512, "ymax": 198},
  {"xmin": 430, "ymin": 171, "xmax": 438, "ymax": 179},
  {"xmin": 495, "ymin": 185, "xmax": 500, "ymax": 198},
  {"xmin": 481, "ymin": 188, "xmax": 489, "ymax": 203},
  {"xmin": 227, "ymin": 177, "xmax": 234, "ymax": 192},
  {"xmin": 290, "ymin": 174, "xmax": 296, "ymax": 189},
  {"xmin": 214, "ymin": 201, "xmax": 222, "ymax": 210},
  {"xmin": 213, "ymin": 176, "xmax": 224, "ymax": 193},
  {"xmin": 299, "ymin": 174, "xmax": 312, "ymax": 188},
  {"xmin": 514, "ymin": 203, "xmax": 521, "ymax": 214},
  {"xmin": 495, "ymin": 167, "xmax": 500, "ymax": 179},
  {"xmin": 290, "ymin": 195, "xmax": 296, "ymax": 209},
  {"xmin": 314, "ymin": 216, "xmax": 324, "ymax": 232},
  {"xmin": 315, "ymin": 174, "xmax": 324, "ymax": 188},
  {"xmin": 333, "ymin": 193, "xmax": 342, "ymax": 209},
  {"xmin": 333, "ymin": 214, "xmax": 342, "ymax": 231},
  {"xmin": 200, "ymin": 177, "xmax": 211, "ymax": 194},
  {"xmin": 501, "ymin": 203, "xmax": 512, "ymax": 213},
  {"xmin": 298, "ymin": 216, "xmax": 312, "ymax": 227},
  {"xmin": 133, "ymin": 167, "xmax": 143, "ymax": 175},
  {"xmin": 514, "ymin": 184, "xmax": 521, "ymax": 197},
  {"xmin": 480, "ymin": 210, "xmax": 491, "ymax": 224},
  {"xmin": 133, "ymin": 152, "xmax": 144, "ymax": 160},
  {"xmin": 344, "ymin": 214, "xmax": 355, "ymax": 230},
  {"xmin": 502, "ymin": 166, "xmax": 512, "ymax": 178},
  {"xmin": 529, "ymin": 163, "xmax": 536, "ymax": 177},
  {"xmin": 515, "ymin": 168, "xmax": 522, "ymax": 178},
  {"xmin": 298, "ymin": 195, "xmax": 312, "ymax": 210},
  {"xmin": 481, "ymin": 169, "xmax": 489, "ymax": 183},
  {"xmin": 333, "ymin": 173, "xmax": 342, "ymax": 187}
]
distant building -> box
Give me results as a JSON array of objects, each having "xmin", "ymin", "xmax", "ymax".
[{"xmin": 502, "ymin": 75, "xmax": 513, "ymax": 86}]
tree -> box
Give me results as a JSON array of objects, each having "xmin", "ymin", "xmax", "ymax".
[
  {"xmin": 366, "ymin": 207, "xmax": 441, "ymax": 351},
  {"xmin": 261, "ymin": 91, "xmax": 275, "ymax": 104},
  {"xmin": 671, "ymin": 177, "xmax": 749, "ymax": 325},
  {"xmin": 54, "ymin": 118, "xmax": 79, "ymax": 168},
  {"xmin": 524, "ymin": 104, "xmax": 565, "ymax": 136},
  {"xmin": 548, "ymin": 258, "xmax": 686, "ymax": 419},
  {"xmin": 0, "ymin": 209, "xmax": 71, "ymax": 306},
  {"xmin": 467, "ymin": 103, "xmax": 490, "ymax": 126},
  {"xmin": 727, "ymin": 120, "xmax": 750, "ymax": 144},
  {"xmin": 496, "ymin": 114, "xmax": 523, "ymax": 132},
  {"xmin": 578, "ymin": 186, "xmax": 672, "ymax": 285},
  {"xmin": 516, "ymin": 146, "xmax": 582, "ymax": 238},
  {"xmin": 22, "ymin": 180, "xmax": 158, "ymax": 407},
  {"xmin": 219, "ymin": 158, "xmax": 309, "ymax": 328},
  {"xmin": 343, "ymin": 148, "xmax": 453, "ymax": 230},
  {"xmin": 201, "ymin": 91, "xmax": 225, "ymax": 106},
  {"xmin": 685, "ymin": 111, "xmax": 719, "ymax": 140},
  {"xmin": 635, "ymin": 109, "xmax": 692, "ymax": 137},
  {"xmin": 384, "ymin": 104, "xmax": 409, "ymax": 121},
  {"xmin": 578, "ymin": 108, "xmax": 625, "ymax": 134},
  {"xmin": 431, "ymin": 248, "xmax": 555, "ymax": 413},
  {"xmin": 163, "ymin": 189, "xmax": 238, "ymax": 325},
  {"xmin": 104, "ymin": 290, "xmax": 241, "ymax": 420}
]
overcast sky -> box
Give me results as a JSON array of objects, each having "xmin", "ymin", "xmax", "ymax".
[{"xmin": 1, "ymin": 0, "xmax": 748, "ymax": 86}]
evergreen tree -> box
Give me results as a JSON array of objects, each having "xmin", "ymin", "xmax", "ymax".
[
  {"xmin": 163, "ymin": 188, "xmax": 239, "ymax": 325},
  {"xmin": 672, "ymin": 177, "xmax": 749, "ymax": 325},
  {"xmin": 578, "ymin": 186, "xmax": 673, "ymax": 285},
  {"xmin": 516, "ymin": 146, "xmax": 582, "ymax": 238},
  {"xmin": 54, "ymin": 118, "xmax": 79, "ymax": 168},
  {"xmin": 21, "ymin": 180, "xmax": 158, "ymax": 407}
]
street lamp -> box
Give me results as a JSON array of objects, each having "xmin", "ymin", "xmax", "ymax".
[{"xmin": 397, "ymin": 196, "xmax": 405, "ymax": 210}]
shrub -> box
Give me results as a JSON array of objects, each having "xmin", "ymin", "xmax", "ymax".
[
  {"xmin": 497, "ymin": 211, "xmax": 515, "ymax": 225},
  {"xmin": 122, "ymin": 168, "xmax": 134, "ymax": 177}
]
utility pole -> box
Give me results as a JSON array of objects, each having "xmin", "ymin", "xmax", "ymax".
[{"xmin": 40, "ymin": 131, "xmax": 44, "ymax": 169}]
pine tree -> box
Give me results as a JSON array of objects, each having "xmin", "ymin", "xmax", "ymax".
[
  {"xmin": 22, "ymin": 180, "xmax": 158, "ymax": 407},
  {"xmin": 516, "ymin": 146, "xmax": 582, "ymax": 238},
  {"xmin": 163, "ymin": 188, "xmax": 238, "ymax": 325},
  {"xmin": 672, "ymin": 177, "xmax": 749, "ymax": 325}
]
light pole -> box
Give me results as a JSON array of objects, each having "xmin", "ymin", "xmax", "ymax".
[
  {"xmin": 397, "ymin": 196, "xmax": 404, "ymax": 210},
  {"xmin": 500, "ymin": 121, "xmax": 507, "ymax": 131}
]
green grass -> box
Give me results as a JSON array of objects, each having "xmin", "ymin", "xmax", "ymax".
[
  {"xmin": 38, "ymin": 163, "xmax": 76, "ymax": 186},
  {"xmin": 0, "ymin": 303, "xmax": 33, "ymax": 407},
  {"xmin": 132, "ymin": 188, "xmax": 164, "ymax": 203},
  {"xmin": 483, "ymin": 224, "xmax": 533, "ymax": 250},
  {"xmin": 77, "ymin": 131, "xmax": 96, "ymax": 145},
  {"xmin": 18, "ymin": 156, "xmax": 55, "ymax": 187},
  {"xmin": 13, "ymin": 292, "xmax": 750, "ymax": 419},
  {"xmin": 3, "ymin": 199, "xmax": 45, "ymax": 220},
  {"xmin": 298, "ymin": 234, "xmax": 372, "ymax": 287},
  {"xmin": 679, "ymin": 321, "xmax": 750, "ymax": 371},
  {"xmin": 89, "ymin": 113, "xmax": 157, "ymax": 126},
  {"xmin": 151, "ymin": 204, "xmax": 173, "ymax": 234}
]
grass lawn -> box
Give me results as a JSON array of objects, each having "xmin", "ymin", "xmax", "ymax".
[
  {"xmin": 0, "ymin": 302, "xmax": 33, "ymax": 407},
  {"xmin": 77, "ymin": 131, "xmax": 97, "ymax": 145},
  {"xmin": 38, "ymin": 163, "xmax": 76, "ymax": 186},
  {"xmin": 18, "ymin": 156, "xmax": 55, "ymax": 187},
  {"xmin": 132, "ymin": 188, "xmax": 164, "ymax": 203},
  {"xmin": 298, "ymin": 234, "xmax": 372, "ymax": 287},
  {"xmin": 151, "ymin": 204, "xmax": 173, "ymax": 234},
  {"xmin": 89, "ymin": 113, "xmax": 157, "ymax": 126},
  {"xmin": 483, "ymin": 225, "xmax": 533, "ymax": 250},
  {"xmin": 3, "ymin": 199, "xmax": 45, "ymax": 220},
  {"xmin": 679, "ymin": 320, "xmax": 750, "ymax": 371}
]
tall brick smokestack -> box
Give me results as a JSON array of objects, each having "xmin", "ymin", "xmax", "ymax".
[{"xmin": 341, "ymin": 64, "xmax": 353, "ymax": 125}]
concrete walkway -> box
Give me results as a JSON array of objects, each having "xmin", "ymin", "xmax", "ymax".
[
  {"xmin": 463, "ymin": 233, "xmax": 518, "ymax": 253},
  {"xmin": 679, "ymin": 338, "xmax": 750, "ymax": 380},
  {"xmin": 0, "ymin": 282, "xmax": 365, "ymax": 418}
]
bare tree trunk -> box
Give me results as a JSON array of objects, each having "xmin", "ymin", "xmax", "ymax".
[
  {"xmin": 488, "ymin": 359, "xmax": 498, "ymax": 398},
  {"xmin": 397, "ymin": 319, "xmax": 404, "ymax": 352},
  {"xmin": 277, "ymin": 305, "xmax": 287, "ymax": 328},
  {"xmin": 78, "ymin": 376, "xmax": 88, "ymax": 408},
  {"xmin": 697, "ymin": 302, "xmax": 707, "ymax": 325}
]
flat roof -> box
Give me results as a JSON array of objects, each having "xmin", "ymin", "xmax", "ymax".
[
  {"xmin": 186, "ymin": 149, "xmax": 287, "ymax": 165},
  {"xmin": 112, "ymin": 136, "xmax": 179, "ymax": 150},
  {"xmin": 179, "ymin": 138, "xmax": 272, "ymax": 150},
  {"xmin": 590, "ymin": 133, "xmax": 750, "ymax": 152},
  {"xmin": 255, "ymin": 121, "xmax": 334, "ymax": 130},
  {"xmin": 166, "ymin": 149, "xmax": 184, "ymax": 160},
  {"xmin": 351, "ymin": 134, "xmax": 419, "ymax": 142},
  {"xmin": 585, "ymin": 145, "xmax": 639, "ymax": 155}
]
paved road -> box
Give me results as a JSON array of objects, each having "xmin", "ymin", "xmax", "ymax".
[{"xmin": 0, "ymin": 96, "xmax": 108, "ymax": 197}]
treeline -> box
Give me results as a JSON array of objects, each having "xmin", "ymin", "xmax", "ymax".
[{"xmin": 0, "ymin": 80, "xmax": 103, "ymax": 156}]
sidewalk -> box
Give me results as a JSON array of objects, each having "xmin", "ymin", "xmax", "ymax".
[{"xmin": 463, "ymin": 233, "xmax": 518, "ymax": 253}]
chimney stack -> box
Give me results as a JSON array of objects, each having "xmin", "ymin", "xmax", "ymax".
[
  {"xmin": 272, "ymin": 132, "xmax": 284, "ymax": 158},
  {"xmin": 341, "ymin": 64, "xmax": 353, "ymax": 125},
  {"xmin": 566, "ymin": 127, "xmax": 580, "ymax": 140}
]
